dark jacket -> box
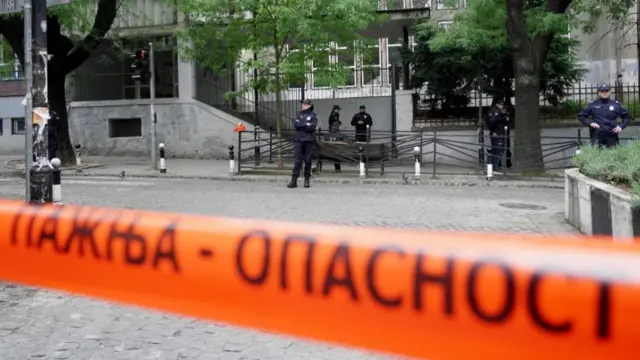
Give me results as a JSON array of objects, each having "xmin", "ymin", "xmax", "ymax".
[
  {"xmin": 293, "ymin": 109, "xmax": 318, "ymax": 142},
  {"xmin": 351, "ymin": 112, "xmax": 373, "ymax": 134},
  {"xmin": 578, "ymin": 98, "xmax": 631, "ymax": 136},
  {"xmin": 487, "ymin": 106, "xmax": 510, "ymax": 135},
  {"xmin": 329, "ymin": 112, "xmax": 341, "ymax": 132}
]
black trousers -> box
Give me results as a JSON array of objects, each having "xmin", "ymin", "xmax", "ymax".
[
  {"xmin": 596, "ymin": 135, "xmax": 619, "ymax": 148},
  {"xmin": 292, "ymin": 141, "xmax": 315, "ymax": 178},
  {"xmin": 490, "ymin": 135, "xmax": 506, "ymax": 169},
  {"xmin": 355, "ymin": 133, "xmax": 367, "ymax": 142}
]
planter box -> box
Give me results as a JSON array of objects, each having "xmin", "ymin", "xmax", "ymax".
[{"xmin": 565, "ymin": 168, "xmax": 640, "ymax": 241}]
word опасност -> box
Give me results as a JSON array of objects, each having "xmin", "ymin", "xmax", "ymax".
[{"xmin": 0, "ymin": 200, "xmax": 640, "ymax": 360}]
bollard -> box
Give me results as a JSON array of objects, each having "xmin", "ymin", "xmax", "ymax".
[
  {"xmin": 254, "ymin": 144, "xmax": 261, "ymax": 167},
  {"xmin": 228, "ymin": 145, "xmax": 235, "ymax": 175},
  {"xmin": 486, "ymin": 163, "xmax": 493, "ymax": 181},
  {"xmin": 159, "ymin": 143, "xmax": 167, "ymax": 174},
  {"xmin": 366, "ymin": 124, "xmax": 371, "ymax": 143},
  {"xmin": 358, "ymin": 146, "xmax": 366, "ymax": 178},
  {"xmin": 51, "ymin": 158, "xmax": 62, "ymax": 206},
  {"xmin": 74, "ymin": 144, "xmax": 83, "ymax": 173},
  {"xmin": 414, "ymin": 146, "xmax": 421, "ymax": 177},
  {"xmin": 268, "ymin": 131, "xmax": 274, "ymax": 163}
]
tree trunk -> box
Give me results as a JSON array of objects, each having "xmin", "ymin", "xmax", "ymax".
[
  {"xmin": 49, "ymin": 60, "xmax": 74, "ymax": 165},
  {"xmin": 512, "ymin": 53, "xmax": 543, "ymax": 171}
]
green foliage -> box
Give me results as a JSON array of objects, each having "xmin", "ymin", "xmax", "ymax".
[
  {"xmin": 410, "ymin": 0, "xmax": 586, "ymax": 104},
  {"xmin": 573, "ymin": 142, "xmax": 640, "ymax": 209},
  {"xmin": 176, "ymin": 0, "xmax": 380, "ymax": 95}
]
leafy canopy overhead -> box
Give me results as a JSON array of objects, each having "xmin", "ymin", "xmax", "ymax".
[
  {"xmin": 410, "ymin": 0, "xmax": 597, "ymax": 105},
  {"xmin": 176, "ymin": 0, "xmax": 381, "ymax": 92}
]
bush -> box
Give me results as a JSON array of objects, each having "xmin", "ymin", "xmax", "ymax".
[{"xmin": 573, "ymin": 141, "xmax": 640, "ymax": 209}]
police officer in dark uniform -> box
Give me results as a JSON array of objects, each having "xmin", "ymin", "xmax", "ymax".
[
  {"xmin": 329, "ymin": 105, "xmax": 341, "ymax": 132},
  {"xmin": 351, "ymin": 105, "xmax": 372, "ymax": 142},
  {"xmin": 486, "ymin": 99, "xmax": 510, "ymax": 172},
  {"xmin": 288, "ymin": 99, "xmax": 318, "ymax": 189},
  {"xmin": 578, "ymin": 84, "xmax": 631, "ymax": 148}
]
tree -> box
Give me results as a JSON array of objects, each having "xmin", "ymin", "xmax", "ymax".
[
  {"xmin": 0, "ymin": 0, "xmax": 120, "ymax": 165},
  {"xmin": 410, "ymin": 20, "xmax": 586, "ymax": 107},
  {"xmin": 176, "ymin": 0, "xmax": 379, "ymax": 168},
  {"xmin": 423, "ymin": 0, "xmax": 630, "ymax": 170}
]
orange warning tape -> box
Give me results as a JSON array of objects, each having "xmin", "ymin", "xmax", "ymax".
[{"xmin": 1, "ymin": 200, "xmax": 640, "ymax": 359}]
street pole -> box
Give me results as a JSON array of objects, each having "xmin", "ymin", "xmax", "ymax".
[
  {"xmin": 149, "ymin": 42, "xmax": 157, "ymax": 170},
  {"xmin": 23, "ymin": 2, "xmax": 33, "ymax": 202},
  {"xmin": 30, "ymin": 0, "xmax": 53, "ymax": 204}
]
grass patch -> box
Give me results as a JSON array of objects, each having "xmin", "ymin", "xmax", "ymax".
[{"xmin": 573, "ymin": 141, "xmax": 640, "ymax": 209}]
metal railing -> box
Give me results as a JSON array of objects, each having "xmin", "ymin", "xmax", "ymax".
[
  {"xmin": 413, "ymin": 82, "xmax": 640, "ymax": 128},
  {"xmin": 233, "ymin": 128, "xmax": 629, "ymax": 178}
]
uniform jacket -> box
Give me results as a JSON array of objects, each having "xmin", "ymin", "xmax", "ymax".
[
  {"xmin": 329, "ymin": 112, "xmax": 341, "ymax": 132},
  {"xmin": 578, "ymin": 98, "xmax": 631, "ymax": 136},
  {"xmin": 351, "ymin": 112, "xmax": 373, "ymax": 134},
  {"xmin": 294, "ymin": 109, "xmax": 318, "ymax": 142},
  {"xmin": 487, "ymin": 106, "xmax": 510, "ymax": 135}
]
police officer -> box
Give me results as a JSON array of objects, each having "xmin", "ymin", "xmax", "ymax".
[
  {"xmin": 578, "ymin": 84, "xmax": 631, "ymax": 148},
  {"xmin": 351, "ymin": 105, "xmax": 372, "ymax": 142},
  {"xmin": 329, "ymin": 105, "xmax": 341, "ymax": 132},
  {"xmin": 288, "ymin": 99, "xmax": 318, "ymax": 189},
  {"xmin": 328, "ymin": 105, "xmax": 342, "ymax": 172},
  {"xmin": 486, "ymin": 99, "xmax": 510, "ymax": 172}
]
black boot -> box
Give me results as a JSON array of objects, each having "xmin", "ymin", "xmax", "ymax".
[
  {"xmin": 304, "ymin": 177, "xmax": 310, "ymax": 188},
  {"xmin": 287, "ymin": 176, "xmax": 298, "ymax": 188}
]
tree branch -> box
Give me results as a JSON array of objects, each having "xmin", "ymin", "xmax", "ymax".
[{"xmin": 63, "ymin": 0, "xmax": 119, "ymax": 74}]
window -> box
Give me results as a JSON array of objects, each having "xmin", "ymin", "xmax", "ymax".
[
  {"xmin": 335, "ymin": 44, "xmax": 356, "ymax": 88},
  {"xmin": 11, "ymin": 118, "xmax": 24, "ymax": 135},
  {"xmin": 405, "ymin": 0, "xmax": 431, "ymax": 8},
  {"xmin": 284, "ymin": 45, "xmax": 307, "ymax": 89},
  {"xmin": 362, "ymin": 44, "xmax": 381, "ymax": 86},
  {"xmin": 435, "ymin": 0, "xmax": 457, "ymax": 10},
  {"xmin": 311, "ymin": 47, "xmax": 332, "ymax": 88},
  {"xmin": 108, "ymin": 118, "xmax": 142, "ymax": 138},
  {"xmin": 311, "ymin": 43, "xmax": 355, "ymax": 88},
  {"xmin": 438, "ymin": 21, "xmax": 453, "ymax": 30}
]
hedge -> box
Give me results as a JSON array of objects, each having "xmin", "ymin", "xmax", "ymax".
[{"xmin": 573, "ymin": 141, "xmax": 640, "ymax": 209}]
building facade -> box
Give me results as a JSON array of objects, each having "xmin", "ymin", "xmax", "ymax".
[{"xmin": 0, "ymin": 0, "xmax": 635, "ymax": 156}]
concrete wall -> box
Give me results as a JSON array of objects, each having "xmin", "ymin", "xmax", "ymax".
[
  {"xmin": 0, "ymin": 96, "xmax": 28, "ymax": 155},
  {"xmin": 565, "ymin": 168, "xmax": 638, "ymax": 241},
  {"xmin": 68, "ymin": 99, "xmax": 254, "ymax": 159},
  {"xmin": 259, "ymin": 96, "xmax": 394, "ymax": 132}
]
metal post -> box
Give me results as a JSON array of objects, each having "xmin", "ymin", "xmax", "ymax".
[
  {"xmin": 75, "ymin": 144, "xmax": 83, "ymax": 173},
  {"xmin": 431, "ymin": 131, "xmax": 437, "ymax": 179},
  {"xmin": 51, "ymin": 158, "xmax": 62, "ymax": 206},
  {"xmin": 149, "ymin": 42, "xmax": 157, "ymax": 170},
  {"xmin": 32, "ymin": 0, "xmax": 52, "ymax": 203},
  {"xmin": 237, "ymin": 131, "xmax": 242, "ymax": 174},
  {"xmin": 159, "ymin": 143, "xmax": 166, "ymax": 173},
  {"xmin": 502, "ymin": 126, "xmax": 508, "ymax": 175},
  {"xmin": 268, "ymin": 126, "xmax": 274, "ymax": 163},
  {"xmin": 358, "ymin": 146, "xmax": 365, "ymax": 178},
  {"xmin": 228, "ymin": 145, "xmax": 235, "ymax": 175},
  {"xmin": 414, "ymin": 146, "xmax": 421, "ymax": 177},
  {"xmin": 23, "ymin": 3, "xmax": 33, "ymax": 202},
  {"xmin": 380, "ymin": 143, "xmax": 385, "ymax": 175}
]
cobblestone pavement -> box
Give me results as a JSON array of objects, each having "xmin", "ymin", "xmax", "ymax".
[{"xmin": 0, "ymin": 178, "xmax": 578, "ymax": 360}]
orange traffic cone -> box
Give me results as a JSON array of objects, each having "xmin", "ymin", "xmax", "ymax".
[{"xmin": 234, "ymin": 122, "xmax": 246, "ymax": 132}]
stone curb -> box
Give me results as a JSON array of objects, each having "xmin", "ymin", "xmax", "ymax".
[{"xmin": 55, "ymin": 171, "xmax": 564, "ymax": 189}]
